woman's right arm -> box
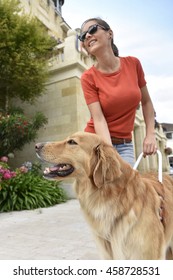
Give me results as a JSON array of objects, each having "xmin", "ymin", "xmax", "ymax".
[{"xmin": 88, "ymin": 102, "xmax": 112, "ymax": 145}]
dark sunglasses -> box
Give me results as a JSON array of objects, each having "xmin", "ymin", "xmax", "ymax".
[{"xmin": 78, "ymin": 24, "xmax": 108, "ymax": 42}]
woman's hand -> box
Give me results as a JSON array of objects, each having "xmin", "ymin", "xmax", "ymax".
[{"xmin": 143, "ymin": 133, "xmax": 157, "ymax": 157}]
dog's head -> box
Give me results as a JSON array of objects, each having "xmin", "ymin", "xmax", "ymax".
[{"xmin": 35, "ymin": 131, "xmax": 124, "ymax": 188}]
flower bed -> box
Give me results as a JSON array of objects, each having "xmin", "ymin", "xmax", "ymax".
[{"xmin": 0, "ymin": 156, "xmax": 67, "ymax": 212}]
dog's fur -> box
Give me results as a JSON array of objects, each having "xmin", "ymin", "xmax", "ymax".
[{"xmin": 35, "ymin": 131, "xmax": 173, "ymax": 260}]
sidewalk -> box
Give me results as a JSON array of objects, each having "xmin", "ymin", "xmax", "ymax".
[{"xmin": 0, "ymin": 199, "xmax": 99, "ymax": 260}]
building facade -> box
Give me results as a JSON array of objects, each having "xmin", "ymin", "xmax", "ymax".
[{"xmin": 162, "ymin": 123, "xmax": 173, "ymax": 170}]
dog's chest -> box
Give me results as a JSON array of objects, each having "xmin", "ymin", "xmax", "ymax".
[
  {"xmin": 81, "ymin": 201, "xmax": 137, "ymax": 240},
  {"xmin": 80, "ymin": 201, "xmax": 117, "ymax": 235}
]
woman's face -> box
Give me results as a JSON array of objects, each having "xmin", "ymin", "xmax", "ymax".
[{"xmin": 81, "ymin": 20, "xmax": 111, "ymax": 55}]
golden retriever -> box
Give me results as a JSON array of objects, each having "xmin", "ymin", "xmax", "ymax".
[{"xmin": 35, "ymin": 131, "xmax": 173, "ymax": 260}]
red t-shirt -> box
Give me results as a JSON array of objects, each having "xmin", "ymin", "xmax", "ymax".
[{"xmin": 81, "ymin": 56, "xmax": 146, "ymax": 139}]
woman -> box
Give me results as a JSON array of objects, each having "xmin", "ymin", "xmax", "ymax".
[{"xmin": 79, "ymin": 17, "xmax": 157, "ymax": 166}]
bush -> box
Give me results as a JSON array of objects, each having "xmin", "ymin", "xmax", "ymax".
[
  {"xmin": 0, "ymin": 159, "xmax": 67, "ymax": 212},
  {"xmin": 0, "ymin": 110, "xmax": 48, "ymax": 157}
]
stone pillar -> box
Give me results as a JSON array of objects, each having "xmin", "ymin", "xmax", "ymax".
[{"xmin": 64, "ymin": 30, "xmax": 78, "ymax": 62}]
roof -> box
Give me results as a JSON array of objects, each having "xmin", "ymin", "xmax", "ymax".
[
  {"xmin": 53, "ymin": 0, "xmax": 64, "ymax": 7},
  {"xmin": 161, "ymin": 123, "xmax": 173, "ymax": 132}
]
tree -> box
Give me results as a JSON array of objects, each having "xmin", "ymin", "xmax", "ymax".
[
  {"xmin": 0, "ymin": 0, "xmax": 56, "ymax": 156},
  {"xmin": 0, "ymin": 0, "xmax": 56, "ymax": 111}
]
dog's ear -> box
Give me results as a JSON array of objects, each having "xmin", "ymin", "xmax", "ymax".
[{"xmin": 90, "ymin": 143, "xmax": 122, "ymax": 188}]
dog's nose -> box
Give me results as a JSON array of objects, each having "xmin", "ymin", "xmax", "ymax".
[{"xmin": 35, "ymin": 143, "xmax": 45, "ymax": 152}]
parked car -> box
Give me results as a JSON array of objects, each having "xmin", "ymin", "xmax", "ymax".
[{"xmin": 170, "ymin": 166, "xmax": 173, "ymax": 175}]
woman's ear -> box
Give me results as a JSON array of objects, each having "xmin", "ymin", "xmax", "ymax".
[
  {"xmin": 90, "ymin": 143, "xmax": 122, "ymax": 188},
  {"xmin": 108, "ymin": 29, "xmax": 113, "ymax": 39}
]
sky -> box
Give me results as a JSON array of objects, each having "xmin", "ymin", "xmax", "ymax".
[{"xmin": 62, "ymin": 0, "xmax": 173, "ymax": 124}]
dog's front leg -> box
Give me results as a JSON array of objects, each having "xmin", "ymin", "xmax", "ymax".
[{"xmin": 92, "ymin": 234, "xmax": 113, "ymax": 260}]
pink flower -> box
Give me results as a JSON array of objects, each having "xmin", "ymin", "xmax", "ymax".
[
  {"xmin": 19, "ymin": 166, "xmax": 28, "ymax": 173},
  {"xmin": 0, "ymin": 168, "xmax": 16, "ymax": 180},
  {"xmin": 0, "ymin": 167, "xmax": 5, "ymax": 174},
  {"xmin": 10, "ymin": 171, "xmax": 16, "ymax": 178},
  {"xmin": 0, "ymin": 156, "xmax": 8, "ymax": 163},
  {"xmin": 3, "ymin": 172, "xmax": 12, "ymax": 180}
]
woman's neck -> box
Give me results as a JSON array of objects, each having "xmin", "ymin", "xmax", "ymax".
[{"xmin": 95, "ymin": 54, "xmax": 120, "ymax": 73}]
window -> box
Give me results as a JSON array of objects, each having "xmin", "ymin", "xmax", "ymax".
[
  {"xmin": 168, "ymin": 156, "xmax": 173, "ymax": 167},
  {"xmin": 166, "ymin": 132, "xmax": 173, "ymax": 139}
]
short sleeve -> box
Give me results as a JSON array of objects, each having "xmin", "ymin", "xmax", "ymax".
[
  {"xmin": 81, "ymin": 71, "xmax": 99, "ymax": 105},
  {"xmin": 135, "ymin": 57, "xmax": 147, "ymax": 88}
]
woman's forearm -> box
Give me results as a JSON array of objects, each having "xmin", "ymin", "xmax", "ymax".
[
  {"xmin": 141, "ymin": 85, "xmax": 155, "ymax": 136},
  {"xmin": 142, "ymin": 101, "xmax": 155, "ymax": 136},
  {"xmin": 94, "ymin": 118, "xmax": 112, "ymax": 145}
]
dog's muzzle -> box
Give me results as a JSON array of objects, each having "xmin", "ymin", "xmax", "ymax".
[{"xmin": 35, "ymin": 143, "xmax": 74, "ymax": 178}]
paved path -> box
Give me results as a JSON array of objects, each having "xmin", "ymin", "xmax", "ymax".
[{"xmin": 0, "ymin": 199, "xmax": 99, "ymax": 260}]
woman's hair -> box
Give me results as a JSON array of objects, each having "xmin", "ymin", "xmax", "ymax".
[{"xmin": 81, "ymin": 17, "xmax": 119, "ymax": 57}]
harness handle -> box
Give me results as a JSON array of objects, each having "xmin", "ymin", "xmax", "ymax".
[{"xmin": 133, "ymin": 150, "xmax": 163, "ymax": 183}]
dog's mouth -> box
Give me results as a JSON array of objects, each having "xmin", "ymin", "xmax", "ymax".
[{"xmin": 43, "ymin": 163, "xmax": 74, "ymax": 178}]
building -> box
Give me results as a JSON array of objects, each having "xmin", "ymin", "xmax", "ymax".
[
  {"xmin": 13, "ymin": 0, "xmax": 169, "ymax": 176},
  {"xmin": 20, "ymin": 0, "xmax": 68, "ymax": 40},
  {"xmin": 162, "ymin": 123, "xmax": 173, "ymax": 169}
]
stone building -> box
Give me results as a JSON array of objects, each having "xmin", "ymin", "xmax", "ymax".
[
  {"xmin": 14, "ymin": 0, "xmax": 168, "ymax": 175},
  {"xmin": 162, "ymin": 123, "xmax": 173, "ymax": 170}
]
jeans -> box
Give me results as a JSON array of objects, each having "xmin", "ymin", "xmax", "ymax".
[{"xmin": 113, "ymin": 142, "xmax": 135, "ymax": 167}]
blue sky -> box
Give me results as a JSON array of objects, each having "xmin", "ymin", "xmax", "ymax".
[{"xmin": 62, "ymin": 0, "xmax": 173, "ymax": 123}]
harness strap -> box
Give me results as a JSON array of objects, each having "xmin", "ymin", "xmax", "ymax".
[
  {"xmin": 133, "ymin": 150, "xmax": 165, "ymax": 227},
  {"xmin": 133, "ymin": 150, "xmax": 163, "ymax": 183}
]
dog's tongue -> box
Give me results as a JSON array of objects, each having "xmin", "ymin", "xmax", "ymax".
[
  {"xmin": 49, "ymin": 166, "xmax": 58, "ymax": 172},
  {"xmin": 50, "ymin": 165, "xmax": 69, "ymax": 171}
]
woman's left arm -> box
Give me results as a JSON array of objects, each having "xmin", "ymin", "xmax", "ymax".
[{"xmin": 141, "ymin": 85, "xmax": 157, "ymax": 156}]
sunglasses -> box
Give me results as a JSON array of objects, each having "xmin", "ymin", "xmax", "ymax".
[{"xmin": 78, "ymin": 24, "xmax": 108, "ymax": 42}]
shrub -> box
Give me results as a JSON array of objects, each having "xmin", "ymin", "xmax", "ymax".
[
  {"xmin": 0, "ymin": 111, "xmax": 47, "ymax": 157},
  {"xmin": 0, "ymin": 159, "xmax": 67, "ymax": 212}
]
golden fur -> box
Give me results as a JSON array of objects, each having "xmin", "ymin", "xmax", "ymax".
[{"xmin": 35, "ymin": 131, "xmax": 173, "ymax": 260}]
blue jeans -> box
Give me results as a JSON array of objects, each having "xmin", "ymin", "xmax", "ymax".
[{"xmin": 113, "ymin": 142, "xmax": 135, "ymax": 167}]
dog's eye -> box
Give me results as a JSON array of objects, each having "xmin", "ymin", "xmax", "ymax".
[{"xmin": 67, "ymin": 139, "xmax": 78, "ymax": 145}]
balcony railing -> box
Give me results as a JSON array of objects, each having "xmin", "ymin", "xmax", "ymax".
[{"xmin": 47, "ymin": 32, "xmax": 94, "ymax": 70}]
